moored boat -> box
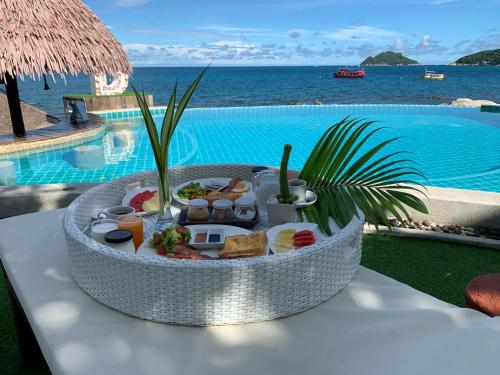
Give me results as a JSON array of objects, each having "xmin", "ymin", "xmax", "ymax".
[
  {"xmin": 423, "ymin": 70, "xmax": 446, "ymax": 80},
  {"xmin": 333, "ymin": 67, "xmax": 365, "ymax": 78}
]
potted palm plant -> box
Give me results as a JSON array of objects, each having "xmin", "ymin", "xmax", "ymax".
[
  {"xmin": 297, "ymin": 116, "xmax": 428, "ymax": 235},
  {"xmin": 266, "ymin": 144, "xmax": 298, "ymax": 227},
  {"xmin": 133, "ymin": 68, "xmax": 207, "ymax": 229}
]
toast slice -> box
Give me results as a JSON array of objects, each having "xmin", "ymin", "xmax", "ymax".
[{"xmin": 219, "ymin": 231, "xmax": 267, "ymax": 259}]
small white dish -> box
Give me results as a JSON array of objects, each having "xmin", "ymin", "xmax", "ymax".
[
  {"xmin": 294, "ymin": 190, "xmax": 317, "ymax": 208},
  {"xmin": 266, "ymin": 222, "xmax": 323, "ymax": 254},
  {"xmin": 189, "ymin": 227, "xmax": 225, "ymax": 250}
]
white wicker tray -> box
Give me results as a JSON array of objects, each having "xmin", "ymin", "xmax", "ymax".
[{"xmin": 63, "ymin": 164, "xmax": 364, "ymax": 326}]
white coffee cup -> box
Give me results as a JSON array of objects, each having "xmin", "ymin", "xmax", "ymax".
[
  {"xmin": 98, "ymin": 206, "xmax": 135, "ymax": 220},
  {"xmin": 288, "ymin": 179, "xmax": 307, "ymax": 202}
]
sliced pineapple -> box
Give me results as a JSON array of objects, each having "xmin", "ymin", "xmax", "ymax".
[
  {"xmin": 142, "ymin": 191, "xmax": 160, "ymax": 212},
  {"xmin": 273, "ymin": 229, "xmax": 296, "ymax": 253}
]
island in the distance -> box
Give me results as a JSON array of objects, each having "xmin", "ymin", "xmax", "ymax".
[
  {"xmin": 360, "ymin": 51, "xmax": 420, "ymax": 66},
  {"xmin": 454, "ymin": 49, "xmax": 500, "ymax": 66}
]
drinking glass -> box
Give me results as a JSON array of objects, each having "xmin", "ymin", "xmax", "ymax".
[
  {"xmin": 118, "ymin": 215, "xmax": 144, "ymax": 250},
  {"xmin": 255, "ymin": 173, "xmax": 280, "ymax": 212}
]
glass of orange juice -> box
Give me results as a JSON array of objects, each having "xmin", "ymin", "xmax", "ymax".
[{"xmin": 118, "ymin": 215, "xmax": 144, "ymax": 250}]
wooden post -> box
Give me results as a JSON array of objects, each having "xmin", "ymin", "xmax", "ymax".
[{"xmin": 4, "ymin": 73, "xmax": 26, "ymax": 137}]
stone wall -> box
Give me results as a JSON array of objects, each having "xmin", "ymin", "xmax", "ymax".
[{"xmin": 66, "ymin": 94, "xmax": 154, "ymax": 112}]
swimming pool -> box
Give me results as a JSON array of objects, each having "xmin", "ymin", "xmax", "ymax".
[{"xmin": 1, "ymin": 104, "xmax": 499, "ymax": 192}]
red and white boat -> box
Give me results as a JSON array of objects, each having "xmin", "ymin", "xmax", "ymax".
[{"xmin": 333, "ymin": 67, "xmax": 365, "ymax": 78}]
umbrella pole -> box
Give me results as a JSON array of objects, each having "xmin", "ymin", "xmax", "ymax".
[{"xmin": 5, "ymin": 73, "xmax": 26, "ymax": 137}]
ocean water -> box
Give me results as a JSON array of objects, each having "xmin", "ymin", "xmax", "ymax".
[{"xmin": 15, "ymin": 65, "xmax": 500, "ymax": 114}]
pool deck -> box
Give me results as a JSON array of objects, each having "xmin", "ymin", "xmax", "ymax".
[{"xmin": 0, "ymin": 113, "xmax": 105, "ymax": 155}]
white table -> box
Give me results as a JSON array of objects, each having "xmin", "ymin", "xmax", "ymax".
[{"xmin": 1, "ymin": 209, "xmax": 499, "ymax": 375}]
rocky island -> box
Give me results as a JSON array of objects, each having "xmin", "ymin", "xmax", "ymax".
[
  {"xmin": 361, "ymin": 51, "xmax": 420, "ymax": 66},
  {"xmin": 454, "ymin": 49, "xmax": 500, "ymax": 66}
]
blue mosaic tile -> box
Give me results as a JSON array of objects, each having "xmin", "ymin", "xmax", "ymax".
[{"xmin": 0, "ymin": 105, "xmax": 499, "ymax": 192}]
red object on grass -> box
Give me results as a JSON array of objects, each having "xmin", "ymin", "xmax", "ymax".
[{"xmin": 464, "ymin": 274, "xmax": 500, "ymax": 317}]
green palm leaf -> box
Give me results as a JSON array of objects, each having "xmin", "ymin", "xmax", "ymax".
[
  {"xmin": 298, "ymin": 117, "xmax": 428, "ymax": 235},
  {"xmin": 133, "ymin": 67, "xmax": 207, "ymax": 201}
]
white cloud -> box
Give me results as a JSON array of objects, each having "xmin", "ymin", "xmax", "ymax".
[
  {"xmin": 324, "ymin": 26, "xmax": 399, "ymax": 41},
  {"xmin": 394, "ymin": 37, "xmax": 405, "ymax": 50},
  {"xmin": 421, "ymin": 35, "xmax": 431, "ymax": 47},
  {"xmin": 196, "ymin": 25, "xmax": 275, "ymax": 37}
]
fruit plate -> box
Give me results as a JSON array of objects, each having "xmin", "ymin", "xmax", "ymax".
[
  {"xmin": 137, "ymin": 224, "xmax": 270, "ymax": 259},
  {"xmin": 171, "ymin": 178, "xmax": 253, "ymax": 205},
  {"xmin": 266, "ymin": 222, "xmax": 325, "ymax": 254},
  {"xmin": 122, "ymin": 186, "xmax": 159, "ymax": 216}
]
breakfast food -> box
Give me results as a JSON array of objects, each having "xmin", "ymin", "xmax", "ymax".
[
  {"xmin": 231, "ymin": 180, "xmax": 250, "ymax": 193},
  {"xmin": 219, "ymin": 231, "xmax": 267, "ymax": 259},
  {"xmin": 274, "ymin": 229, "xmax": 296, "ymax": 252},
  {"xmin": 293, "ymin": 230, "xmax": 316, "ymax": 248},
  {"xmin": 169, "ymin": 245, "xmax": 214, "ymax": 260},
  {"xmin": 273, "ymin": 228, "xmax": 316, "ymax": 253},
  {"xmin": 129, "ymin": 190, "xmax": 156, "ymax": 212},
  {"xmin": 177, "ymin": 178, "xmax": 247, "ymax": 204},
  {"xmin": 178, "ymin": 182, "xmax": 206, "ymax": 200},
  {"xmin": 142, "ymin": 191, "xmax": 159, "ymax": 212},
  {"xmin": 149, "ymin": 226, "xmax": 191, "ymax": 256}
]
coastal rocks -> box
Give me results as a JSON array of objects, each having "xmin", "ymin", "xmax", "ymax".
[
  {"xmin": 379, "ymin": 217, "xmax": 500, "ymax": 241},
  {"xmin": 451, "ymin": 98, "xmax": 498, "ymax": 107}
]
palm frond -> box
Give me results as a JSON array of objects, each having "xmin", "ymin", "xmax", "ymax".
[
  {"xmin": 298, "ymin": 117, "xmax": 428, "ymax": 235},
  {"xmin": 133, "ymin": 67, "xmax": 207, "ymax": 200}
]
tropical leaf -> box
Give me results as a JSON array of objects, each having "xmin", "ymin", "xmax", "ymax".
[
  {"xmin": 298, "ymin": 117, "xmax": 428, "ymax": 235},
  {"xmin": 133, "ymin": 67, "xmax": 207, "ymax": 200}
]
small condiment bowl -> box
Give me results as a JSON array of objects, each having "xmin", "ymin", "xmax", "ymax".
[{"xmin": 189, "ymin": 228, "xmax": 225, "ymax": 250}]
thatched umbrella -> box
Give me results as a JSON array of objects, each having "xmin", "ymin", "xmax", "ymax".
[{"xmin": 0, "ymin": 0, "xmax": 132, "ymax": 137}]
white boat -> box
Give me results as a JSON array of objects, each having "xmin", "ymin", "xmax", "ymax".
[{"xmin": 423, "ymin": 70, "xmax": 446, "ymax": 80}]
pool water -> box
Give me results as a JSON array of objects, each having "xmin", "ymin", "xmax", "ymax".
[{"xmin": 1, "ymin": 105, "xmax": 499, "ymax": 192}]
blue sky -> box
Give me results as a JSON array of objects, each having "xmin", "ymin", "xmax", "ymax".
[{"xmin": 87, "ymin": 0, "xmax": 500, "ymax": 66}]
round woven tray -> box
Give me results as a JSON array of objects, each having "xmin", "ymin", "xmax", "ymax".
[{"xmin": 63, "ymin": 164, "xmax": 364, "ymax": 326}]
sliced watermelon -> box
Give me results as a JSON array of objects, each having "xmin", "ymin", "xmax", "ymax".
[{"xmin": 129, "ymin": 190, "xmax": 156, "ymax": 212}]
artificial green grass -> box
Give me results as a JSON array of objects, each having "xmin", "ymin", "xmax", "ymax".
[
  {"xmin": 1, "ymin": 235, "xmax": 499, "ymax": 374},
  {"xmin": 0, "ymin": 272, "xmax": 50, "ymax": 375},
  {"xmin": 361, "ymin": 235, "xmax": 500, "ymax": 307}
]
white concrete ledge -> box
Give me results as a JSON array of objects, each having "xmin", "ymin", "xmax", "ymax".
[
  {"xmin": 403, "ymin": 186, "xmax": 500, "ymax": 229},
  {"xmin": 364, "ymin": 225, "xmax": 500, "ymax": 250}
]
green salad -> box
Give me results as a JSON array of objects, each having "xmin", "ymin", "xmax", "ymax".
[
  {"xmin": 177, "ymin": 182, "xmax": 206, "ymax": 199},
  {"xmin": 149, "ymin": 226, "xmax": 191, "ymax": 255}
]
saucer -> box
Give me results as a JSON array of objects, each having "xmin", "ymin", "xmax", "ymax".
[{"xmin": 294, "ymin": 190, "xmax": 317, "ymax": 208}]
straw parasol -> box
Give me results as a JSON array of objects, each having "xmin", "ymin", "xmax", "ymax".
[{"xmin": 0, "ymin": 0, "xmax": 132, "ymax": 137}]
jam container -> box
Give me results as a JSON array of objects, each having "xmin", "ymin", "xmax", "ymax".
[
  {"xmin": 104, "ymin": 229, "xmax": 135, "ymax": 253},
  {"xmin": 212, "ymin": 199, "xmax": 234, "ymax": 221},
  {"xmin": 187, "ymin": 199, "xmax": 210, "ymax": 221},
  {"xmin": 234, "ymin": 197, "xmax": 256, "ymax": 221}
]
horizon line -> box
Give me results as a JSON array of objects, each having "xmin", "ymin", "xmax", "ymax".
[{"xmin": 130, "ymin": 63, "xmax": 475, "ymax": 68}]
